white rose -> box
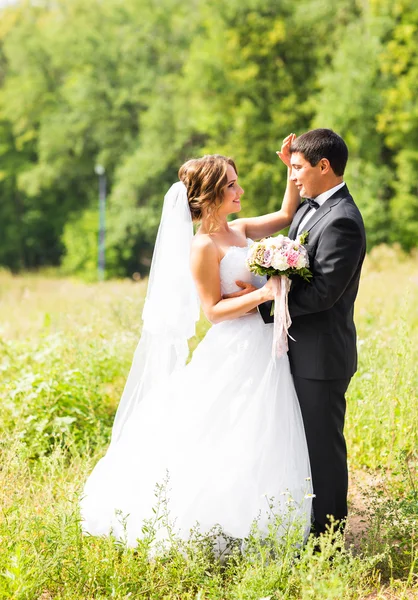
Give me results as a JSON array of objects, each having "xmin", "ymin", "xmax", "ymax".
[
  {"xmin": 274, "ymin": 234, "xmax": 285, "ymax": 248},
  {"xmin": 266, "ymin": 234, "xmax": 284, "ymax": 249},
  {"xmin": 296, "ymin": 254, "xmax": 308, "ymax": 269},
  {"xmin": 271, "ymin": 252, "xmax": 288, "ymax": 271},
  {"xmin": 263, "ymin": 237, "xmax": 276, "ymax": 248}
]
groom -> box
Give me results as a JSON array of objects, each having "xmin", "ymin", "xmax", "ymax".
[{"xmin": 260, "ymin": 129, "xmax": 366, "ymax": 537}]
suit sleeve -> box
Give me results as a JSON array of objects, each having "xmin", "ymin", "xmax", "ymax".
[
  {"xmin": 258, "ymin": 300, "xmax": 274, "ymax": 324},
  {"xmin": 288, "ymin": 216, "xmax": 364, "ymax": 317}
]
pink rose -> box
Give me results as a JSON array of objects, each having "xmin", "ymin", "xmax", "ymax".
[{"xmin": 285, "ymin": 249, "xmax": 300, "ymax": 268}]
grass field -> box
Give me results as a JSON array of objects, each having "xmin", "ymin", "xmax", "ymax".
[{"xmin": 0, "ymin": 244, "xmax": 417, "ymax": 599}]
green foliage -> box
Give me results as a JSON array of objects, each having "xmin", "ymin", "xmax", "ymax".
[
  {"xmin": 61, "ymin": 209, "xmax": 101, "ymax": 280},
  {"xmin": 61, "ymin": 207, "xmax": 124, "ymax": 280},
  {"xmin": 0, "ymin": 263, "xmax": 417, "ymax": 597},
  {"xmin": 0, "ymin": 449, "xmax": 378, "ymax": 600},
  {"xmin": 178, "ymin": 0, "xmax": 318, "ymax": 215},
  {"xmin": 0, "ymin": 0, "xmax": 417, "ymax": 276},
  {"xmin": 347, "ymin": 245, "xmax": 418, "ymax": 471},
  {"xmin": 375, "ymin": 0, "xmax": 418, "ymax": 250},
  {"xmin": 0, "ymin": 333, "xmax": 124, "ymax": 458}
]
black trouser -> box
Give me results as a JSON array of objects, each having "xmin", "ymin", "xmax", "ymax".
[{"xmin": 292, "ymin": 376, "xmax": 350, "ymax": 536}]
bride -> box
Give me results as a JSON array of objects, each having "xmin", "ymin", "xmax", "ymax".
[{"xmin": 80, "ymin": 135, "xmax": 313, "ymax": 550}]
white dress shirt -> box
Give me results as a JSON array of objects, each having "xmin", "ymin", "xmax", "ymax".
[{"xmin": 297, "ymin": 182, "xmax": 346, "ymax": 236}]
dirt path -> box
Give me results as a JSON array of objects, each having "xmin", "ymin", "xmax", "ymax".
[
  {"xmin": 346, "ymin": 469, "xmax": 417, "ymax": 599},
  {"xmin": 345, "ymin": 468, "xmax": 381, "ymax": 552}
]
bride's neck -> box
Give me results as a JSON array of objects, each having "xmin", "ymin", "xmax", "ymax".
[{"xmin": 199, "ymin": 216, "xmax": 230, "ymax": 235}]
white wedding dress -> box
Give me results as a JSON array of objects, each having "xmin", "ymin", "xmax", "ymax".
[{"xmin": 81, "ymin": 240, "xmax": 312, "ymax": 548}]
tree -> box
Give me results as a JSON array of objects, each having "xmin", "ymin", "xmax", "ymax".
[
  {"xmin": 310, "ymin": 0, "xmax": 394, "ymax": 248},
  {"xmin": 0, "ymin": 0, "xmax": 416, "ymax": 276},
  {"xmin": 376, "ymin": 0, "xmax": 418, "ymax": 249}
]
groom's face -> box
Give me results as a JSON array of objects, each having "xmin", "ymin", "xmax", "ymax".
[{"xmin": 290, "ymin": 152, "xmax": 322, "ymax": 199}]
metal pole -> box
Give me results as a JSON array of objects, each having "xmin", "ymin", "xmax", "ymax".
[{"xmin": 95, "ymin": 165, "xmax": 106, "ymax": 281}]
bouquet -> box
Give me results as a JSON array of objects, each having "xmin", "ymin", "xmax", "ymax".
[
  {"xmin": 246, "ymin": 232, "xmax": 312, "ymax": 281},
  {"xmin": 246, "ymin": 232, "xmax": 312, "ymax": 358}
]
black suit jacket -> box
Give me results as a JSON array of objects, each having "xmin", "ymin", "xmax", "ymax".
[{"xmin": 259, "ymin": 185, "xmax": 366, "ymax": 380}]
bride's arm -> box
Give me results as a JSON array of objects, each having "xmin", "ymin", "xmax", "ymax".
[
  {"xmin": 190, "ymin": 236, "xmax": 275, "ymax": 325},
  {"xmin": 234, "ymin": 169, "xmax": 300, "ymax": 240},
  {"xmin": 232, "ymin": 133, "xmax": 301, "ymax": 240}
]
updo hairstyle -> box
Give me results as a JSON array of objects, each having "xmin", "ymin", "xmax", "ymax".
[{"xmin": 178, "ymin": 154, "xmax": 237, "ymax": 225}]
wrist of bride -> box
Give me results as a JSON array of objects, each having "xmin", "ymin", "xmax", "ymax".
[{"xmin": 258, "ymin": 286, "xmax": 271, "ymax": 304}]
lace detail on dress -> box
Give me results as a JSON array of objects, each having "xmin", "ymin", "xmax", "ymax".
[{"xmin": 220, "ymin": 238, "xmax": 266, "ymax": 296}]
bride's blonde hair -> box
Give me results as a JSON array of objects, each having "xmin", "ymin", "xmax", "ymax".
[{"xmin": 178, "ymin": 154, "xmax": 237, "ymax": 227}]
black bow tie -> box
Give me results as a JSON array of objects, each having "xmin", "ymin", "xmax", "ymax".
[{"xmin": 305, "ymin": 198, "xmax": 320, "ymax": 210}]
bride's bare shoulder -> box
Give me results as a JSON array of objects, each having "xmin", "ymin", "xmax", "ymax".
[
  {"xmin": 191, "ymin": 233, "xmax": 217, "ymax": 255},
  {"xmin": 191, "ymin": 234, "xmax": 220, "ymax": 267}
]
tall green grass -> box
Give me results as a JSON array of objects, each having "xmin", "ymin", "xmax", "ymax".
[{"xmin": 0, "ymin": 247, "xmax": 417, "ymax": 599}]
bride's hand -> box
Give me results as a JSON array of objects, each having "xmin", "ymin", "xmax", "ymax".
[
  {"xmin": 276, "ymin": 133, "xmax": 296, "ymax": 168},
  {"xmin": 223, "ymin": 281, "xmax": 258, "ymax": 298},
  {"xmin": 261, "ymin": 277, "xmax": 278, "ymax": 302}
]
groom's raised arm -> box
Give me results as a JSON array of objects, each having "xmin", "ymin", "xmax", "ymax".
[{"xmin": 288, "ymin": 216, "xmax": 365, "ymax": 317}]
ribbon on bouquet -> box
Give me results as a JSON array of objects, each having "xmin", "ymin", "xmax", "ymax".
[{"xmin": 270, "ymin": 275, "xmax": 293, "ymax": 359}]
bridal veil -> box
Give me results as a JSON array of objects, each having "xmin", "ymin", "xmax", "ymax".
[{"xmin": 111, "ymin": 182, "xmax": 199, "ymax": 443}]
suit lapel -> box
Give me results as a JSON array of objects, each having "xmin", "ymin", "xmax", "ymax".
[
  {"xmin": 302, "ymin": 184, "xmax": 350, "ymax": 234},
  {"xmin": 303, "ymin": 202, "xmax": 332, "ymax": 233},
  {"xmin": 289, "ymin": 201, "xmax": 311, "ymax": 239}
]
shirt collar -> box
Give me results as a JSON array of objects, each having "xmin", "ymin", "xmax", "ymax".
[{"xmin": 313, "ymin": 182, "xmax": 345, "ymax": 206}]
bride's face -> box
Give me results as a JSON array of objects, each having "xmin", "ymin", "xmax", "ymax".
[{"xmin": 219, "ymin": 164, "xmax": 244, "ymax": 215}]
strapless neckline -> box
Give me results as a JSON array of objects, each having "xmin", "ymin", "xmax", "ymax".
[
  {"xmin": 218, "ymin": 238, "xmax": 265, "ymax": 297},
  {"xmin": 220, "ymin": 238, "xmax": 252, "ymax": 264}
]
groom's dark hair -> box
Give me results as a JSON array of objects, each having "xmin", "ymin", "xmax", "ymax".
[{"xmin": 290, "ymin": 128, "xmax": 348, "ymax": 176}]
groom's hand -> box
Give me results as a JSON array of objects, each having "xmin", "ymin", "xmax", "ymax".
[{"xmin": 223, "ymin": 281, "xmax": 257, "ymax": 299}]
